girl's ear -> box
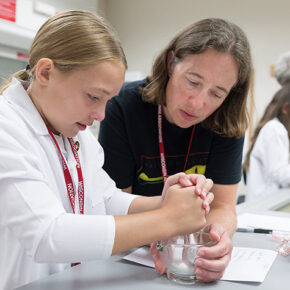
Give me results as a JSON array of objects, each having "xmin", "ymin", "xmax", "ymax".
[
  {"xmin": 167, "ymin": 50, "xmax": 175, "ymax": 77},
  {"xmin": 34, "ymin": 58, "xmax": 54, "ymax": 86}
]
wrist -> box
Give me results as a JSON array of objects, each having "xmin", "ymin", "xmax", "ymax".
[{"xmin": 157, "ymin": 206, "xmax": 179, "ymax": 238}]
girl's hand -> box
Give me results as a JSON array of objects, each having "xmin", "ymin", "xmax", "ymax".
[
  {"xmin": 152, "ymin": 173, "xmax": 214, "ymax": 275},
  {"xmin": 161, "ymin": 173, "xmax": 214, "ymax": 214}
]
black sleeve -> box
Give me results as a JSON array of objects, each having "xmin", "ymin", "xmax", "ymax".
[
  {"xmin": 205, "ymin": 135, "xmax": 244, "ymax": 184},
  {"xmin": 98, "ymin": 98, "xmax": 135, "ymax": 189}
]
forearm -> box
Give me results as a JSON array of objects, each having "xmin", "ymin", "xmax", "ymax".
[
  {"xmin": 127, "ymin": 195, "xmax": 162, "ymax": 214},
  {"xmin": 113, "ymin": 207, "xmax": 174, "ymax": 255},
  {"xmin": 205, "ymin": 201, "xmax": 237, "ymax": 237},
  {"xmin": 114, "ymin": 184, "xmax": 208, "ymax": 255}
]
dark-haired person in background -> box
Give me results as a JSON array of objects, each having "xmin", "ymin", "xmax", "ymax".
[{"xmin": 245, "ymin": 85, "xmax": 290, "ymax": 202}]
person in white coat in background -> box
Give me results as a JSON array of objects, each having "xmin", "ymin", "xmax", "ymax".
[
  {"xmin": 0, "ymin": 11, "xmax": 214, "ymax": 290},
  {"xmin": 245, "ymin": 84, "xmax": 290, "ymax": 201}
]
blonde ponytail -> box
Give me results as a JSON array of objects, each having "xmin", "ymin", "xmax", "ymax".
[
  {"xmin": 1, "ymin": 10, "xmax": 127, "ymax": 95},
  {"xmin": 0, "ymin": 68, "xmax": 30, "ymax": 94}
]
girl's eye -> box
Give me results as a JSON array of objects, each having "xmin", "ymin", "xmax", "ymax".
[{"xmin": 88, "ymin": 94, "xmax": 99, "ymax": 101}]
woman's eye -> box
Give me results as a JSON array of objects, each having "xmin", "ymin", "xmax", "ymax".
[
  {"xmin": 212, "ymin": 92, "xmax": 222, "ymax": 99},
  {"xmin": 189, "ymin": 80, "xmax": 198, "ymax": 86}
]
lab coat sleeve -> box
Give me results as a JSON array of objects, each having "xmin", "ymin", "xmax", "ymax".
[
  {"xmin": 35, "ymin": 213, "xmax": 116, "ymax": 262},
  {"xmin": 83, "ymin": 131, "xmax": 139, "ymax": 217},
  {"xmin": 256, "ymin": 122, "xmax": 290, "ymax": 187},
  {"xmin": 0, "ymin": 123, "xmax": 116, "ymax": 263},
  {"xmin": 34, "ymin": 170, "xmax": 138, "ymax": 263},
  {"xmin": 268, "ymin": 131, "xmax": 290, "ymax": 187},
  {"xmin": 96, "ymin": 167, "xmax": 139, "ymax": 216}
]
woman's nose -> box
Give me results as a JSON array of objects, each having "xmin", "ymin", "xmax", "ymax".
[{"xmin": 189, "ymin": 90, "xmax": 206, "ymax": 110}]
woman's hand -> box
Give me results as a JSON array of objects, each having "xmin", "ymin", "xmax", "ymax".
[
  {"xmin": 194, "ymin": 223, "xmax": 233, "ymax": 282},
  {"xmin": 150, "ymin": 241, "xmax": 167, "ymax": 274},
  {"xmin": 150, "ymin": 223, "xmax": 233, "ymax": 280}
]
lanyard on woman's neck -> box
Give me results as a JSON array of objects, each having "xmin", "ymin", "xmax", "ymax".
[
  {"xmin": 157, "ymin": 104, "xmax": 195, "ymax": 183},
  {"xmin": 46, "ymin": 126, "xmax": 84, "ymax": 214}
]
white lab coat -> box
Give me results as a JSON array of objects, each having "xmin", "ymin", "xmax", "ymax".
[
  {"xmin": 0, "ymin": 78, "xmax": 137, "ymax": 290},
  {"xmin": 246, "ymin": 118, "xmax": 290, "ymax": 202}
]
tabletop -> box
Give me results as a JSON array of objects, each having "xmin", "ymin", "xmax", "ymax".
[{"xmin": 16, "ymin": 232, "xmax": 290, "ymax": 290}]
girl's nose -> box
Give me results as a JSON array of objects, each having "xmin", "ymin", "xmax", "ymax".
[{"xmin": 91, "ymin": 108, "xmax": 105, "ymax": 122}]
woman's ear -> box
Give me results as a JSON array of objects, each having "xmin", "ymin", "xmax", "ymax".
[
  {"xmin": 281, "ymin": 102, "xmax": 290, "ymax": 116},
  {"xmin": 35, "ymin": 58, "xmax": 54, "ymax": 86},
  {"xmin": 167, "ymin": 50, "xmax": 175, "ymax": 77}
]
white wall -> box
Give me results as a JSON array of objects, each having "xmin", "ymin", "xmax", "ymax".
[
  {"xmin": 16, "ymin": 0, "xmax": 98, "ymax": 32},
  {"xmin": 0, "ymin": 0, "xmax": 100, "ymax": 55},
  {"xmin": 40, "ymin": 0, "xmax": 98, "ymax": 13}
]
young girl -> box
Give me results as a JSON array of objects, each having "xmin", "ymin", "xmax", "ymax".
[
  {"xmin": 245, "ymin": 84, "xmax": 290, "ymax": 201},
  {"xmin": 99, "ymin": 18, "xmax": 253, "ymax": 281},
  {"xmin": 0, "ymin": 11, "xmax": 213, "ymax": 290}
]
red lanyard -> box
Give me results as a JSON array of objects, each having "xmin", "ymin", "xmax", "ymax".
[
  {"xmin": 47, "ymin": 127, "xmax": 84, "ymax": 214},
  {"xmin": 157, "ymin": 104, "xmax": 195, "ymax": 183}
]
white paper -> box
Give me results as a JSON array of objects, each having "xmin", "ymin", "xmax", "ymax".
[
  {"xmin": 222, "ymin": 247, "xmax": 277, "ymax": 282},
  {"xmin": 123, "ymin": 246, "xmax": 277, "ymax": 283},
  {"xmin": 124, "ymin": 246, "xmax": 154, "ymax": 268},
  {"xmin": 238, "ymin": 213, "xmax": 290, "ymax": 232}
]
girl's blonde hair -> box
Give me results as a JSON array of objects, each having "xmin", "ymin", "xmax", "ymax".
[
  {"xmin": 0, "ymin": 10, "xmax": 127, "ymax": 94},
  {"xmin": 141, "ymin": 18, "xmax": 253, "ymax": 138}
]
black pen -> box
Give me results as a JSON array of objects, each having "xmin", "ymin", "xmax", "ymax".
[{"xmin": 236, "ymin": 227, "xmax": 272, "ymax": 234}]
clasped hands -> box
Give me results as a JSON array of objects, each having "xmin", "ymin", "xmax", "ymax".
[{"xmin": 150, "ymin": 173, "xmax": 233, "ymax": 282}]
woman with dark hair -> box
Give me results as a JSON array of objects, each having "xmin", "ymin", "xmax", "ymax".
[
  {"xmin": 245, "ymin": 85, "xmax": 290, "ymax": 202},
  {"xmin": 99, "ymin": 18, "xmax": 253, "ymax": 282}
]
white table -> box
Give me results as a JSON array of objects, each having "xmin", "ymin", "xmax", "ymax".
[{"xmin": 16, "ymin": 232, "xmax": 290, "ymax": 290}]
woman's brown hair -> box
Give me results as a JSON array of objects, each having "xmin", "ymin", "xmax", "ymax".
[{"xmin": 142, "ymin": 18, "xmax": 253, "ymax": 138}]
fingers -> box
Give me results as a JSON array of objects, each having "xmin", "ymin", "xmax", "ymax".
[
  {"xmin": 150, "ymin": 242, "xmax": 158, "ymax": 256},
  {"xmin": 166, "ymin": 173, "xmax": 213, "ymax": 199},
  {"xmin": 202, "ymin": 223, "xmax": 221, "ymax": 241},
  {"xmin": 154, "ymin": 256, "xmax": 167, "ymax": 274},
  {"xmin": 162, "ymin": 173, "xmax": 187, "ymax": 200},
  {"xmin": 195, "ymin": 253, "xmax": 231, "ymax": 272},
  {"xmin": 202, "ymin": 192, "xmax": 214, "ymax": 214},
  {"xmin": 197, "ymin": 236, "xmax": 233, "ymax": 260},
  {"xmin": 194, "ymin": 254, "xmax": 231, "ymax": 282},
  {"xmin": 178, "ymin": 174, "xmax": 194, "ymax": 187},
  {"xmin": 163, "ymin": 173, "xmax": 213, "ymax": 207},
  {"xmin": 150, "ymin": 242, "xmax": 167, "ymax": 274},
  {"xmin": 165, "ymin": 173, "xmax": 188, "ymax": 187},
  {"xmin": 185, "ymin": 174, "xmax": 214, "ymax": 214},
  {"xmin": 193, "ymin": 226, "xmax": 233, "ymax": 282},
  {"xmin": 197, "ymin": 225, "xmax": 233, "ymax": 261},
  {"xmin": 186, "ymin": 174, "xmax": 213, "ymax": 199}
]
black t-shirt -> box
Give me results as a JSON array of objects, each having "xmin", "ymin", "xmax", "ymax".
[{"xmin": 99, "ymin": 79, "xmax": 244, "ymax": 196}]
